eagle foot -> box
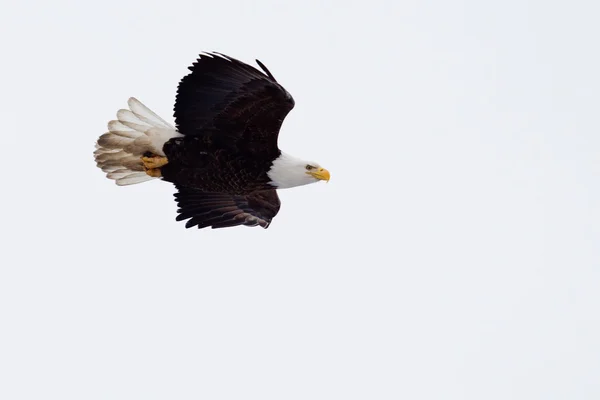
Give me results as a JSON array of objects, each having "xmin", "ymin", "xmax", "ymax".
[
  {"xmin": 142, "ymin": 155, "xmax": 169, "ymax": 169},
  {"xmin": 145, "ymin": 168, "xmax": 162, "ymax": 178},
  {"xmin": 142, "ymin": 155, "xmax": 168, "ymax": 177}
]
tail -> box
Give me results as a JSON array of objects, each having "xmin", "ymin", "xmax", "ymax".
[{"xmin": 94, "ymin": 97, "xmax": 182, "ymax": 186}]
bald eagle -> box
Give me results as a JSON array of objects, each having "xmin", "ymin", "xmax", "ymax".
[{"xmin": 94, "ymin": 52, "xmax": 330, "ymax": 229}]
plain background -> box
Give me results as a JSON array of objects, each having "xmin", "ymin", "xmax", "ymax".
[{"xmin": 1, "ymin": 0, "xmax": 599, "ymax": 399}]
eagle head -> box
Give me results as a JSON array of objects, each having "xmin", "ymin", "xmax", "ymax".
[{"xmin": 268, "ymin": 152, "xmax": 330, "ymax": 189}]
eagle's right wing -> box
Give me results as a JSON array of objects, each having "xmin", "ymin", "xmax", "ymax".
[
  {"xmin": 174, "ymin": 186, "xmax": 281, "ymax": 229},
  {"xmin": 173, "ymin": 52, "xmax": 295, "ymax": 157}
]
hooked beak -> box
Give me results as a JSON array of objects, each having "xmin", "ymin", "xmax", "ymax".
[{"xmin": 307, "ymin": 167, "xmax": 330, "ymax": 182}]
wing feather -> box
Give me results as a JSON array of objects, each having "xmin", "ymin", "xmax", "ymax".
[
  {"xmin": 173, "ymin": 52, "xmax": 294, "ymax": 156},
  {"xmin": 174, "ymin": 186, "xmax": 281, "ymax": 229}
]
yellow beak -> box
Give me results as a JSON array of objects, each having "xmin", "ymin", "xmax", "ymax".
[{"xmin": 307, "ymin": 168, "xmax": 330, "ymax": 182}]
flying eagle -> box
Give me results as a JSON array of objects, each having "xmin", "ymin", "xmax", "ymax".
[{"xmin": 94, "ymin": 52, "xmax": 330, "ymax": 229}]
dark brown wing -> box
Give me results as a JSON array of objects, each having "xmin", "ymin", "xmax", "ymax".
[
  {"xmin": 173, "ymin": 52, "xmax": 295, "ymax": 156},
  {"xmin": 174, "ymin": 186, "xmax": 281, "ymax": 229}
]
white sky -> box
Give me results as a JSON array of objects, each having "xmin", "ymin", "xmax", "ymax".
[{"xmin": 1, "ymin": 0, "xmax": 599, "ymax": 399}]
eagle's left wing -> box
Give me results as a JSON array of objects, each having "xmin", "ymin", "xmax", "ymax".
[
  {"xmin": 173, "ymin": 52, "xmax": 295, "ymax": 157},
  {"xmin": 174, "ymin": 186, "xmax": 281, "ymax": 229}
]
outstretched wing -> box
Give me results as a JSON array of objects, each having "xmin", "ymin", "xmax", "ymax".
[
  {"xmin": 173, "ymin": 52, "xmax": 295, "ymax": 156},
  {"xmin": 174, "ymin": 186, "xmax": 281, "ymax": 229}
]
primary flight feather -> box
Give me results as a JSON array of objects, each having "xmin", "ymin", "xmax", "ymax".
[{"xmin": 94, "ymin": 52, "xmax": 330, "ymax": 229}]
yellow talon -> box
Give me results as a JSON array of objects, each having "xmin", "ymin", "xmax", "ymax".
[
  {"xmin": 142, "ymin": 155, "xmax": 168, "ymax": 177},
  {"xmin": 145, "ymin": 168, "xmax": 162, "ymax": 178},
  {"xmin": 142, "ymin": 155, "xmax": 169, "ymax": 170}
]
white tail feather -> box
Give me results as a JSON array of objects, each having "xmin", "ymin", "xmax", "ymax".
[{"xmin": 94, "ymin": 97, "xmax": 182, "ymax": 186}]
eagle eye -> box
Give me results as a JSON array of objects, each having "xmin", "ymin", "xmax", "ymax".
[{"xmin": 305, "ymin": 165, "xmax": 314, "ymax": 171}]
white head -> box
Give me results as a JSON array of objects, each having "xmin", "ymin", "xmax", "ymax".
[{"xmin": 268, "ymin": 152, "xmax": 330, "ymax": 189}]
